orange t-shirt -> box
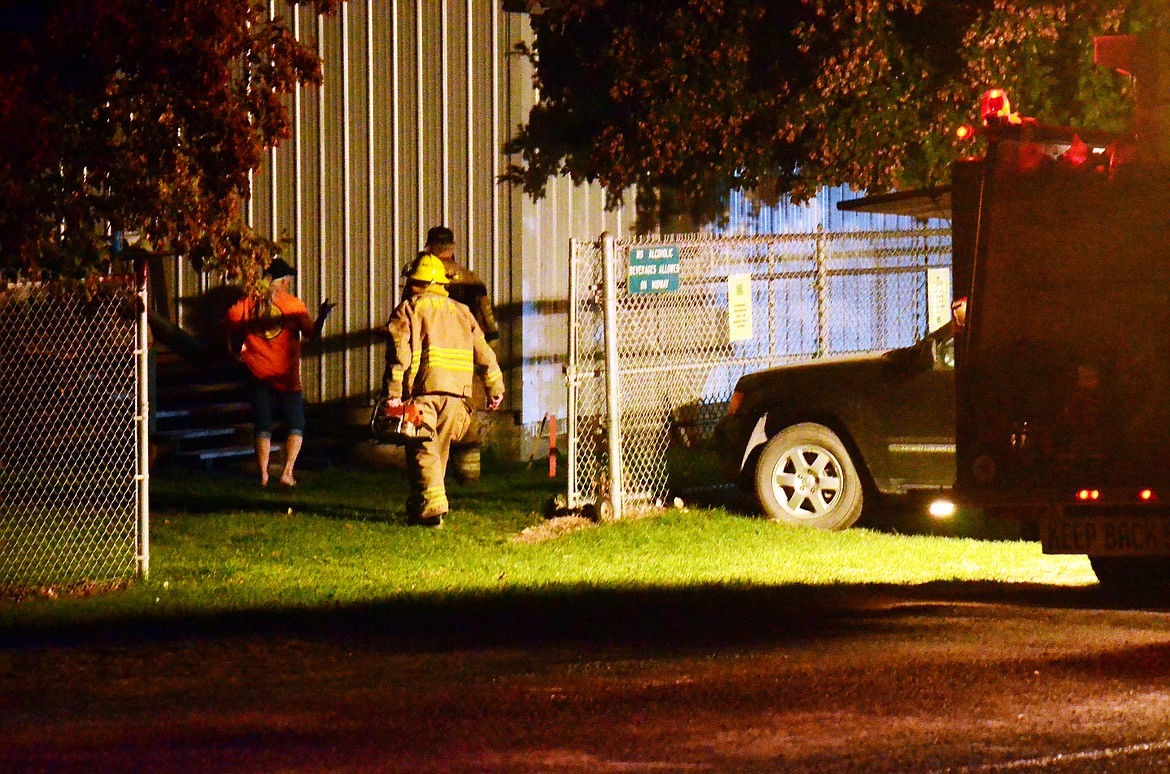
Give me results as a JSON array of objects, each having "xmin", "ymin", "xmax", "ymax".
[{"xmin": 226, "ymin": 289, "xmax": 314, "ymax": 392}]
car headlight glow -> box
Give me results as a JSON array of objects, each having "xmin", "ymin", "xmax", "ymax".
[{"xmin": 929, "ymin": 499, "xmax": 957, "ymax": 518}]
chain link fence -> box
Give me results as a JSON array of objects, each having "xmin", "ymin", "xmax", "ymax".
[
  {"xmin": 0, "ymin": 279, "xmax": 147, "ymax": 593},
  {"xmin": 567, "ymin": 228, "xmax": 952, "ymax": 517}
]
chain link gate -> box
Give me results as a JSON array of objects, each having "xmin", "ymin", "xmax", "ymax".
[
  {"xmin": 567, "ymin": 228, "xmax": 952, "ymax": 519},
  {"xmin": 0, "ymin": 275, "xmax": 150, "ymax": 593}
]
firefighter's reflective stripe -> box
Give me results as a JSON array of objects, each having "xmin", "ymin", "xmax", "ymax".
[
  {"xmin": 422, "ymin": 484, "xmax": 448, "ymax": 515},
  {"xmin": 415, "ymin": 294, "xmax": 449, "ymax": 310},
  {"xmin": 420, "ymin": 346, "xmax": 474, "ymax": 373},
  {"xmin": 483, "ymin": 365, "xmax": 503, "ymax": 392}
]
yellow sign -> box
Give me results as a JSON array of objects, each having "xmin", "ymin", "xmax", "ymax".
[
  {"xmin": 927, "ymin": 267, "xmax": 952, "ymax": 332},
  {"xmin": 728, "ymin": 274, "xmax": 753, "ymax": 342}
]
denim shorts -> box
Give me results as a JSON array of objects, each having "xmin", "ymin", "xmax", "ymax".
[{"xmin": 251, "ymin": 379, "xmax": 306, "ymax": 439}]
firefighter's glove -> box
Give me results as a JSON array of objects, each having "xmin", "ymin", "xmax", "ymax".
[{"xmin": 487, "ymin": 393, "xmax": 504, "ymax": 411}]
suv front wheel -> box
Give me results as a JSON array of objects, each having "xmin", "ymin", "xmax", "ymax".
[{"xmin": 754, "ymin": 422, "xmax": 863, "ymax": 530}]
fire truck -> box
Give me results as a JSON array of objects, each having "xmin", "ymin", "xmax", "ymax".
[{"xmin": 949, "ymin": 30, "xmax": 1170, "ymax": 588}]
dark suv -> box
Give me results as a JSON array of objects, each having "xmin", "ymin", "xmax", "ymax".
[{"xmin": 715, "ymin": 324, "xmax": 955, "ymax": 529}]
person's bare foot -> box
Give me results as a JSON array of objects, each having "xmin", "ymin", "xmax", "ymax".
[{"xmin": 279, "ymin": 475, "xmax": 297, "ymax": 487}]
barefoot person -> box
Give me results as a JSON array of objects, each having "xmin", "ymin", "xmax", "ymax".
[{"xmin": 226, "ymin": 258, "xmax": 334, "ymax": 486}]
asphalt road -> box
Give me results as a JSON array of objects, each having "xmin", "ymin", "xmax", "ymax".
[{"xmin": 4, "ymin": 581, "xmax": 1170, "ymax": 772}]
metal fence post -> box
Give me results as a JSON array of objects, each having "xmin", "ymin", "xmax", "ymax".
[
  {"xmin": 600, "ymin": 232, "xmax": 624, "ymax": 520},
  {"xmin": 566, "ymin": 238, "xmax": 579, "ymax": 509},
  {"xmin": 815, "ymin": 225, "xmax": 829, "ymax": 357},
  {"xmin": 135, "ymin": 256, "xmax": 150, "ymax": 578}
]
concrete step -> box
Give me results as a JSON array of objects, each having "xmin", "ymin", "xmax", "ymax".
[
  {"xmin": 153, "ymin": 427, "xmax": 241, "ymax": 452},
  {"xmin": 174, "ymin": 442, "xmax": 281, "ymax": 467},
  {"xmin": 154, "ymin": 426, "xmax": 237, "ymax": 440},
  {"xmin": 157, "ymin": 381, "xmax": 247, "ymax": 400},
  {"xmin": 153, "ymin": 337, "xmax": 262, "ymax": 467}
]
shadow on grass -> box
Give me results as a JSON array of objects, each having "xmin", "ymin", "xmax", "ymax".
[
  {"xmin": 150, "ymin": 462, "xmax": 407, "ymax": 523},
  {"xmin": 150, "ymin": 457, "xmax": 559, "ymax": 523},
  {"xmin": 3, "ymin": 579, "xmax": 1153, "ymax": 654}
]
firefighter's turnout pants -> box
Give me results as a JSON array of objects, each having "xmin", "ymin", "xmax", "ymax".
[{"xmin": 406, "ymin": 394, "xmax": 478, "ymax": 519}]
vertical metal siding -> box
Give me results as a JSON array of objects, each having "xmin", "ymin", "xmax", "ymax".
[
  {"xmin": 228, "ymin": 2, "xmax": 634, "ymax": 432},
  {"xmin": 720, "ymin": 187, "xmax": 950, "ymax": 235}
]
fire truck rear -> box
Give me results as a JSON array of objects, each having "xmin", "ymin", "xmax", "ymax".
[{"xmin": 952, "ymin": 28, "xmax": 1170, "ymax": 587}]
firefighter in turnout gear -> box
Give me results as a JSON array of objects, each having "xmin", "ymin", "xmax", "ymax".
[
  {"xmin": 404, "ymin": 226, "xmax": 501, "ymax": 483},
  {"xmin": 382, "ymin": 254, "xmax": 505, "ymax": 527},
  {"xmin": 413, "ymin": 226, "xmax": 500, "ymax": 343}
]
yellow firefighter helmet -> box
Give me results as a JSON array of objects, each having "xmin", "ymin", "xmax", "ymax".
[{"xmin": 408, "ymin": 254, "xmax": 450, "ymax": 285}]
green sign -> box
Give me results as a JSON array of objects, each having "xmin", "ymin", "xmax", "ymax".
[{"xmin": 627, "ymin": 245, "xmax": 680, "ymax": 294}]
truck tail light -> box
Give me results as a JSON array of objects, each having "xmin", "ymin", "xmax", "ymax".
[
  {"xmin": 1076, "ymin": 489, "xmax": 1100, "ymax": 501},
  {"xmin": 1141, "ymin": 488, "xmax": 1156, "ymax": 501}
]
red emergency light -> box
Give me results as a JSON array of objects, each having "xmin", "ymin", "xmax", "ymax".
[
  {"xmin": 1140, "ymin": 488, "xmax": 1156, "ymax": 501},
  {"xmin": 980, "ymin": 89, "xmax": 1022, "ymax": 126},
  {"xmin": 955, "ymin": 124, "xmax": 975, "ymax": 140}
]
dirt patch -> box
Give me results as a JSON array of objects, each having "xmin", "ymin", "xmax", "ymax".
[
  {"xmin": 513, "ymin": 502, "xmax": 678, "ymax": 543},
  {"xmin": 0, "ymin": 578, "xmax": 128, "ymax": 603},
  {"xmin": 513, "ymin": 515, "xmax": 596, "ymax": 543}
]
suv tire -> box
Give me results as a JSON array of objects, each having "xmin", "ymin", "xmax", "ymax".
[{"xmin": 754, "ymin": 422, "xmax": 863, "ymax": 530}]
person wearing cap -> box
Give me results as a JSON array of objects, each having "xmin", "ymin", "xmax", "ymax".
[
  {"xmin": 381, "ymin": 254, "xmax": 504, "ymax": 527},
  {"xmin": 409, "ymin": 226, "xmax": 500, "ymax": 344},
  {"xmin": 404, "ymin": 225, "xmax": 501, "ymax": 484},
  {"xmin": 226, "ymin": 257, "xmax": 334, "ymax": 487}
]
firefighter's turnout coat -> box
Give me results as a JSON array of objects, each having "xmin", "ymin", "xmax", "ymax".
[
  {"xmin": 382, "ymin": 285, "xmax": 503, "ymax": 402},
  {"xmin": 382, "ymin": 285, "xmax": 504, "ymax": 519}
]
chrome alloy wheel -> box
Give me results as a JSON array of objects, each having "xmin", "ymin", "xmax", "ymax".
[
  {"xmin": 754, "ymin": 422, "xmax": 863, "ymax": 530},
  {"xmin": 769, "ymin": 443, "xmax": 844, "ymax": 521}
]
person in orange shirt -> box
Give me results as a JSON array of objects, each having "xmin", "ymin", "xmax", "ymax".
[{"xmin": 226, "ymin": 258, "xmax": 334, "ymax": 486}]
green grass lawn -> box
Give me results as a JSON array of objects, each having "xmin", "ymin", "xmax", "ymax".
[{"xmin": 0, "ymin": 459, "xmax": 1096, "ymax": 634}]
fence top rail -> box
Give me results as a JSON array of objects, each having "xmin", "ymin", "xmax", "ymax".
[{"xmin": 607, "ymin": 228, "xmax": 951, "ymax": 249}]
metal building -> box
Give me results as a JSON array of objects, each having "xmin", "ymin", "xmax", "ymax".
[{"xmin": 159, "ymin": 1, "xmax": 633, "ymax": 449}]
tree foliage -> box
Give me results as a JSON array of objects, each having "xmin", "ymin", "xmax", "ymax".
[
  {"xmin": 0, "ymin": 0, "xmax": 340, "ymax": 283},
  {"xmin": 505, "ymin": 0, "xmax": 1160, "ymax": 229}
]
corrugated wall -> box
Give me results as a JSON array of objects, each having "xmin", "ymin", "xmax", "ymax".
[
  {"xmin": 163, "ymin": 1, "xmax": 637, "ymax": 434},
  {"xmin": 501, "ymin": 10, "xmax": 637, "ymax": 427},
  {"xmin": 720, "ymin": 187, "xmax": 950, "ymax": 234}
]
